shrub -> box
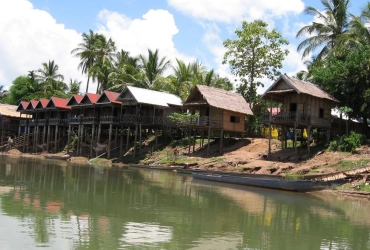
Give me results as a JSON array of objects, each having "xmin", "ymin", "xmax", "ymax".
[{"xmin": 328, "ymin": 131, "xmax": 366, "ymax": 153}]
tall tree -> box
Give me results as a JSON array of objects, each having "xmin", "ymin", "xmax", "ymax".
[
  {"xmin": 68, "ymin": 79, "xmax": 81, "ymax": 95},
  {"xmin": 139, "ymin": 49, "xmax": 170, "ymax": 90},
  {"xmin": 223, "ymin": 20, "xmax": 289, "ymax": 105},
  {"xmin": 89, "ymin": 34, "xmax": 116, "ymax": 93},
  {"xmin": 296, "ymin": 0, "xmax": 350, "ymax": 60},
  {"xmin": 71, "ymin": 30, "xmax": 99, "ymax": 93},
  {"xmin": 37, "ymin": 60, "xmax": 67, "ymax": 98},
  {"xmin": 108, "ymin": 50, "xmax": 143, "ymax": 92}
]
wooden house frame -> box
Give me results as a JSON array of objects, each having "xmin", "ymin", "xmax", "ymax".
[
  {"xmin": 116, "ymin": 86, "xmax": 183, "ymax": 156},
  {"xmin": 182, "ymin": 85, "xmax": 253, "ymax": 154},
  {"xmin": 261, "ymin": 74, "xmax": 338, "ymax": 156}
]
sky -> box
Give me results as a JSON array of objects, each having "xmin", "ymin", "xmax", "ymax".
[{"xmin": 0, "ymin": 0, "xmax": 367, "ymax": 94}]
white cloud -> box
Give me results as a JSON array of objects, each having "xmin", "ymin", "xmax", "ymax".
[
  {"xmin": 168, "ymin": 0, "xmax": 305, "ymax": 23},
  {"xmin": 0, "ymin": 0, "xmax": 86, "ymax": 92},
  {"xmin": 96, "ymin": 9, "xmax": 194, "ymax": 72}
]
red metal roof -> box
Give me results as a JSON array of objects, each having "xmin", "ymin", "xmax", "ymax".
[
  {"xmin": 16, "ymin": 101, "xmax": 29, "ymax": 112},
  {"xmin": 48, "ymin": 97, "xmax": 71, "ymax": 110},
  {"xmin": 39, "ymin": 98, "xmax": 49, "ymax": 108},
  {"xmin": 73, "ymin": 94, "xmax": 83, "ymax": 103},
  {"xmin": 86, "ymin": 93, "xmax": 101, "ymax": 104},
  {"xmin": 102, "ymin": 90, "xmax": 122, "ymax": 104}
]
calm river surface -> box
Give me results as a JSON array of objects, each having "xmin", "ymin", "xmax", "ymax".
[{"xmin": 0, "ymin": 155, "xmax": 369, "ymax": 250}]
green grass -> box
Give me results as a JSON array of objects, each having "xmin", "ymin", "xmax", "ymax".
[{"xmin": 335, "ymin": 159, "xmax": 370, "ymax": 171}]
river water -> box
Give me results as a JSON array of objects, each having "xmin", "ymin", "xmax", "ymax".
[{"xmin": 0, "ymin": 155, "xmax": 369, "ymax": 250}]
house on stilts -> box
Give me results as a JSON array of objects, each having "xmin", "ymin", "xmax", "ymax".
[
  {"xmin": 180, "ymin": 85, "xmax": 253, "ymax": 155},
  {"xmin": 261, "ymin": 74, "xmax": 339, "ymax": 158}
]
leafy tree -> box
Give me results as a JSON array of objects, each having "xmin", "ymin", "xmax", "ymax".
[
  {"xmin": 71, "ymin": 30, "xmax": 99, "ymax": 93},
  {"xmin": 0, "ymin": 85, "xmax": 9, "ymax": 104},
  {"xmin": 68, "ymin": 79, "xmax": 81, "ymax": 95},
  {"xmin": 36, "ymin": 60, "xmax": 67, "ymax": 98},
  {"xmin": 296, "ymin": 0, "xmax": 350, "ymax": 60},
  {"xmin": 7, "ymin": 76, "xmax": 38, "ymax": 104},
  {"xmin": 108, "ymin": 50, "xmax": 143, "ymax": 92},
  {"xmin": 139, "ymin": 49, "xmax": 170, "ymax": 90},
  {"xmin": 223, "ymin": 20, "xmax": 289, "ymax": 105},
  {"xmin": 310, "ymin": 44, "xmax": 370, "ymax": 132}
]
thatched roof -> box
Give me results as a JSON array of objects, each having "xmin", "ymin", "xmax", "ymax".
[
  {"xmin": 0, "ymin": 104, "xmax": 28, "ymax": 118},
  {"xmin": 262, "ymin": 74, "xmax": 339, "ymax": 102},
  {"xmin": 184, "ymin": 85, "xmax": 253, "ymax": 115}
]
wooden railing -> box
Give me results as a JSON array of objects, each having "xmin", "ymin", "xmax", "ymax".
[
  {"xmin": 262, "ymin": 112, "xmax": 311, "ymax": 124},
  {"xmin": 100, "ymin": 116, "xmax": 120, "ymax": 124},
  {"xmin": 49, "ymin": 118, "xmax": 68, "ymax": 126},
  {"xmin": 176, "ymin": 116, "xmax": 222, "ymax": 128}
]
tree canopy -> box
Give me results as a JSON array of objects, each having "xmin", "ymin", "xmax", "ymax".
[{"xmin": 223, "ymin": 20, "xmax": 289, "ymax": 104}]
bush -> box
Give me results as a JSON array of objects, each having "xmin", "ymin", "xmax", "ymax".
[{"xmin": 328, "ymin": 131, "xmax": 366, "ymax": 153}]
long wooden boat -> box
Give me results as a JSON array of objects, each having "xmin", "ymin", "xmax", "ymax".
[
  {"xmin": 192, "ymin": 172, "xmax": 352, "ymax": 192},
  {"xmin": 44, "ymin": 154, "xmax": 71, "ymax": 160}
]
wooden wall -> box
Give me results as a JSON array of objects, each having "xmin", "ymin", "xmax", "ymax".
[{"xmin": 283, "ymin": 93, "xmax": 332, "ymax": 128}]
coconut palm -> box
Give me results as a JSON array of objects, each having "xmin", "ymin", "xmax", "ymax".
[
  {"xmin": 296, "ymin": 0, "xmax": 350, "ymax": 60},
  {"xmin": 340, "ymin": 3, "xmax": 370, "ymax": 46},
  {"xmin": 139, "ymin": 49, "xmax": 170, "ymax": 90},
  {"xmin": 89, "ymin": 34, "xmax": 116, "ymax": 93},
  {"xmin": 37, "ymin": 60, "xmax": 67, "ymax": 98},
  {"xmin": 71, "ymin": 30, "xmax": 99, "ymax": 93},
  {"xmin": 108, "ymin": 50, "xmax": 143, "ymax": 92}
]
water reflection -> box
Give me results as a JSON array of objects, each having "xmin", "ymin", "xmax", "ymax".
[{"xmin": 0, "ymin": 155, "xmax": 369, "ymax": 249}]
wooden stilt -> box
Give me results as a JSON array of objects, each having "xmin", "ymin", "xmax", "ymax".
[
  {"xmin": 67, "ymin": 125, "xmax": 71, "ymax": 153},
  {"xmin": 207, "ymin": 127, "xmax": 211, "ymax": 156},
  {"xmin": 133, "ymin": 123, "xmax": 138, "ymax": 158},
  {"xmin": 126, "ymin": 127, "xmax": 130, "ymax": 153},
  {"xmin": 55, "ymin": 125, "xmax": 58, "ymax": 153},
  {"xmin": 220, "ymin": 130, "xmax": 224, "ymax": 154},
  {"xmin": 307, "ymin": 125, "xmax": 311, "ymax": 152},
  {"xmin": 47, "ymin": 125, "xmax": 51, "ymax": 153},
  {"xmin": 108, "ymin": 123, "xmax": 112, "ymax": 159}
]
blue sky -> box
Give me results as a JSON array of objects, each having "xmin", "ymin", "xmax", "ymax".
[{"xmin": 0, "ymin": 0, "xmax": 367, "ymax": 94}]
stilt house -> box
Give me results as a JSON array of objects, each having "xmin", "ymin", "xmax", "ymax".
[
  {"xmin": 181, "ymin": 85, "xmax": 253, "ymax": 154},
  {"xmin": 261, "ymin": 74, "xmax": 339, "ymax": 154}
]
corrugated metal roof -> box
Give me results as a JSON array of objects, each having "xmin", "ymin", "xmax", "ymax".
[
  {"xmin": 16, "ymin": 101, "xmax": 29, "ymax": 112},
  {"xmin": 66, "ymin": 94, "xmax": 84, "ymax": 107},
  {"xmin": 263, "ymin": 74, "xmax": 339, "ymax": 102},
  {"xmin": 184, "ymin": 85, "xmax": 253, "ymax": 115},
  {"xmin": 0, "ymin": 104, "xmax": 29, "ymax": 118},
  {"xmin": 47, "ymin": 97, "xmax": 70, "ymax": 110},
  {"xmin": 118, "ymin": 86, "xmax": 183, "ymax": 107},
  {"xmin": 100, "ymin": 90, "xmax": 122, "ymax": 104},
  {"xmin": 36, "ymin": 98, "xmax": 49, "ymax": 109}
]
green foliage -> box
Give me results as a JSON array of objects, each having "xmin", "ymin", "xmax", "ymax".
[
  {"xmin": 170, "ymin": 136, "xmax": 195, "ymax": 147},
  {"xmin": 328, "ymin": 131, "xmax": 366, "ymax": 153},
  {"xmin": 168, "ymin": 111, "xmax": 199, "ymax": 124},
  {"xmin": 7, "ymin": 76, "xmax": 40, "ymax": 104},
  {"xmin": 223, "ymin": 20, "xmax": 289, "ymax": 104},
  {"xmin": 69, "ymin": 135, "xmax": 78, "ymax": 152}
]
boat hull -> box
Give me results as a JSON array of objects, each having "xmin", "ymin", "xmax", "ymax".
[{"xmin": 192, "ymin": 173, "xmax": 350, "ymax": 192}]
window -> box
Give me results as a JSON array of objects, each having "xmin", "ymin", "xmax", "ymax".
[
  {"xmin": 319, "ymin": 108, "xmax": 324, "ymax": 118},
  {"xmin": 230, "ymin": 116, "xmax": 240, "ymax": 123},
  {"xmin": 290, "ymin": 103, "xmax": 297, "ymax": 112}
]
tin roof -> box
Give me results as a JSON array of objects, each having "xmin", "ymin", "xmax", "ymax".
[
  {"xmin": 47, "ymin": 97, "xmax": 70, "ymax": 110},
  {"xmin": 0, "ymin": 104, "xmax": 29, "ymax": 118},
  {"xmin": 117, "ymin": 86, "xmax": 183, "ymax": 107},
  {"xmin": 97, "ymin": 90, "xmax": 122, "ymax": 105}
]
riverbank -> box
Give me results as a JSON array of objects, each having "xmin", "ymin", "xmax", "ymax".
[{"xmin": 3, "ymin": 138, "xmax": 370, "ymax": 193}]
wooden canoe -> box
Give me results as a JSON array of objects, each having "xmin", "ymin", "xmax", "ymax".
[{"xmin": 192, "ymin": 172, "xmax": 352, "ymax": 192}]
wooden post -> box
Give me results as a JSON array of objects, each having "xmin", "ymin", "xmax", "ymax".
[
  {"xmin": 90, "ymin": 124, "xmax": 95, "ymax": 158},
  {"xmin": 126, "ymin": 127, "xmax": 130, "ymax": 153},
  {"xmin": 79, "ymin": 125, "xmax": 84, "ymax": 156},
  {"xmin": 268, "ymin": 98, "xmax": 272, "ymax": 158},
  {"xmin": 307, "ymin": 125, "xmax": 311, "ymax": 152},
  {"xmin": 119, "ymin": 127, "xmax": 123, "ymax": 158},
  {"xmin": 67, "ymin": 125, "xmax": 71, "ymax": 153},
  {"xmin": 139, "ymin": 123, "xmax": 142, "ymax": 151},
  {"xmin": 47, "ymin": 125, "xmax": 51, "ymax": 153},
  {"xmin": 220, "ymin": 130, "xmax": 224, "ymax": 154},
  {"xmin": 133, "ymin": 123, "xmax": 138, "ymax": 158},
  {"xmin": 97, "ymin": 124, "xmax": 102, "ymax": 143},
  {"xmin": 155, "ymin": 128, "xmax": 158, "ymax": 149},
  {"xmin": 207, "ymin": 127, "xmax": 211, "ymax": 156},
  {"xmin": 107, "ymin": 123, "xmax": 112, "ymax": 159},
  {"xmin": 54, "ymin": 125, "xmax": 58, "ymax": 153}
]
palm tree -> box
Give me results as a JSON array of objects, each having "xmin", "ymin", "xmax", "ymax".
[
  {"xmin": 340, "ymin": 3, "xmax": 370, "ymax": 46},
  {"xmin": 296, "ymin": 0, "xmax": 350, "ymax": 60},
  {"xmin": 71, "ymin": 30, "xmax": 99, "ymax": 93},
  {"xmin": 0, "ymin": 85, "xmax": 9, "ymax": 104},
  {"xmin": 139, "ymin": 49, "xmax": 170, "ymax": 90},
  {"xmin": 108, "ymin": 50, "xmax": 143, "ymax": 92},
  {"xmin": 37, "ymin": 60, "xmax": 66, "ymax": 98},
  {"xmin": 68, "ymin": 79, "xmax": 81, "ymax": 95},
  {"xmin": 89, "ymin": 34, "xmax": 116, "ymax": 93}
]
